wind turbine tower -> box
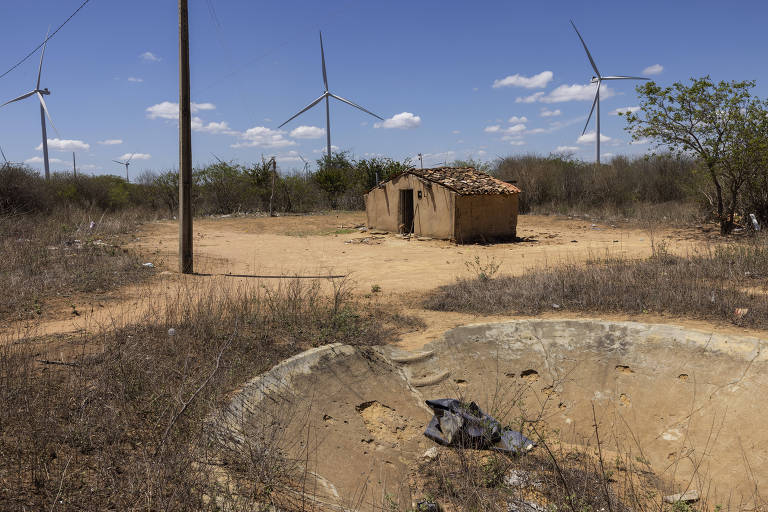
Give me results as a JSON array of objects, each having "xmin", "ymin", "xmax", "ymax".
[
  {"xmin": 570, "ymin": 20, "xmax": 649, "ymax": 165},
  {"xmin": 0, "ymin": 30, "xmax": 59, "ymax": 179},
  {"xmin": 113, "ymin": 154, "xmax": 134, "ymax": 182},
  {"xmin": 279, "ymin": 31, "xmax": 384, "ymax": 161}
]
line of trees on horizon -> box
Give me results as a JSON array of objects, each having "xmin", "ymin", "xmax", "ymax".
[{"xmin": 4, "ymin": 75, "xmax": 768, "ymax": 233}]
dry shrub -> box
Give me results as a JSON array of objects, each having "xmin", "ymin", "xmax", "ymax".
[
  {"xmin": 0, "ymin": 207, "xmax": 155, "ymax": 322},
  {"xmin": 425, "ymin": 241, "xmax": 768, "ymax": 328},
  {"xmin": 0, "ymin": 278, "xmax": 417, "ymax": 510}
]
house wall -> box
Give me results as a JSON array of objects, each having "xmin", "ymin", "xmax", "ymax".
[
  {"xmin": 365, "ymin": 174, "xmax": 455, "ymax": 239},
  {"xmin": 454, "ymin": 193, "xmax": 519, "ymax": 243}
]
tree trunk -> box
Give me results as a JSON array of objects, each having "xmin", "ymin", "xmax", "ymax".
[{"xmin": 708, "ymin": 163, "xmax": 727, "ymax": 235}]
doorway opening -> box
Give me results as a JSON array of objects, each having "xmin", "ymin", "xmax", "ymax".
[{"xmin": 399, "ymin": 189, "xmax": 414, "ymax": 234}]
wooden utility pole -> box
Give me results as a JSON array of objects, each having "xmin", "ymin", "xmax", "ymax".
[
  {"xmin": 178, "ymin": 0, "xmax": 193, "ymax": 274},
  {"xmin": 268, "ymin": 157, "xmax": 276, "ymax": 217}
]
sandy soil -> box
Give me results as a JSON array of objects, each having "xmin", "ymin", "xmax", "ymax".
[
  {"xmin": 2, "ymin": 212, "xmax": 744, "ymax": 340},
  {"xmin": 131, "ymin": 212, "xmax": 711, "ymax": 292}
]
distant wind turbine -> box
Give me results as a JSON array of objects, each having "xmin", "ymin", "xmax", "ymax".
[
  {"xmin": 279, "ymin": 31, "xmax": 384, "ymax": 160},
  {"xmin": 570, "ymin": 20, "xmax": 649, "ymax": 165},
  {"xmin": 113, "ymin": 154, "xmax": 134, "ymax": 182},
  {"xmin": 0, "ymin": 145, "xmax": 8, "ymax": 168},
  {"xmin": 0, "ymin": 30, "xmax": 59, "ymax": 179}
]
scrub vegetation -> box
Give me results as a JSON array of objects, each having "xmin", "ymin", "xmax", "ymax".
[{"xmin": 426, "ymin": 241, "xmax": 768, "ymax": 329}]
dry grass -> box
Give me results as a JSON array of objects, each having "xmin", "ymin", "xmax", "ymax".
[
  {"xmin": 0, "ymin": 207, "xmax": 155, "ymax": 322},
  {"xmin": 0, "ymin": 278, "xmax": 421, "ymax": 510},
  {"xmin": 425, "ymin": 239, "xmax": 768, "ymax": 328}
]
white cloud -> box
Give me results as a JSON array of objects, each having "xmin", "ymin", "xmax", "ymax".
[
  {"xmin": 504, "ymin": 123, "xmax": 526, "ymax": 134},
  {"xmin": 118, "ymin": 153, "xmax": 151, "ymax": 160},
  {"xmin": 191, "ymin": 117, "xmax": 236, "ymax": 134},
  {"xmin": 611, "ymin": 106, "xmax": 640, "ymax": 115},
  {"xmin": 79, "ymin": 164, "xmax": 98, "ymax": 171},
  {"xmin": 232, "ymin": 127, "xmax": 295, "ymax": 148},
  {"xmin": 555, "ymin": 145, "xmax": 579, "ymax": 152},
  {"xmin": 313, "ymin": 145, "xmax": 339, "ymax": 154},
  {"xmin": 36, "ymin": 138, "xmax": 90, "ymax": 151},
  {"xmin": 508, "ymin": 116, "xmax": 528, "ymax": 123},
  {"xmin": 127, "ymin": 77, "xmax": 143, "ymax": 83},
  {"xmin": 493, "ymin": 71, "xmax": 553, "ymax": 89},
  {"xmin": 630, "ymin": 137, "xmax": 651, "ymax": 145},
  {"xmin": 543, "ymin": 83, "xmax": 614, "ymax": 103},
  {"xmin": 140, "ymin": 51, "xmax": 161, "ymax": 62},
  {"xmin": 577, "ymin": 132, "xmax": 612, "ymax": 144},
  {"xmin": 290, "ymin": 125, "xmax": 325, "ymax": 139},
  {"xmin": 193, "ymin": 102, "xmax": 216, "ymax": 111},
  {"xmin": 452, "ymin": 130, "xmax": 461, "ymax": 134},
  {"xmin": 374, "ymin": 112, "xmax": 421, "ymax": 129},
  {"xmin": 98, "ymin": 139, "xmax": 123, "ymax": 145},
  {"xmin": 146, "ymin": 102, "xmax": 177, "ymax": 120},
  {"xmin": 273, "ymin": 150, "xmax": 305, "ymax": 165},
  {"xmin": 517, "ymin": 83, "xmax": 614, "ymax": 104},
  {"xmin": 508, "ymin": 140, "xmax": 526, "ymax": 146},
  {"xmin": 146, "ymin": 101, "xmax": 216, "ymax": 120},
  {"xmin": 540, "ymin": 108, "xmax": 561, "ymax": 117},
  {"xmin": 25, "ymin": 156, "xmax": 64, "ymax": 164},
  {"xmin": 603, "ymin": 152, "xmax": 615, "ymax": 158},
  {"xmin": 643, "ymin": 64, "xmax": 663, "ymax": 75},
  {"xmin": 487, "ymin": 122, "xmax": 526, "ymax": 135},
  {"xmin": 515, "ymin": 92, "xmax": 544, "ymax": 103}
]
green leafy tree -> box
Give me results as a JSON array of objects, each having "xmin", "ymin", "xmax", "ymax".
[
  {"xmin": 623, "ymin": 77, "xmax": 755, "ymax": 234},
  {"xmin": 315, "ymin": 151, "xmax": 355, "ymax": 209},
  {"xmin": 355, "ymin": 156, "xmax": 411, "ymax": 190},
  {"xmin": 722, "ymin": 98, "xmax": 768, "ymax": 227}
]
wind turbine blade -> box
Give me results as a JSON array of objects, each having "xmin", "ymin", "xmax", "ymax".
[
  {"xmin": 0, "ymin": 145, "xmax": 7, "ymax": 164},
  {"xmin": 37, "ymin": 92, "xmax": 60, "ymax": 138},
  {"xmin": 570, "ymin": 20, "xmax": 600, "ymax": 77},
  {"xmin": 278, "ymin": 93, "xmax": 327, "ymax": 128},
  {"xmin": 582, "ymin": 89, "xmax": 599, "ymax": 135},
  {"xmin": 37, "ymin": 27, "xmax": 50, "ymax": 90},
  {"xmin": 112, "ymin": 160, "xmax": 124, "ymax": 165},
  {"xmin": 320, "ymin": 31, "xmax": 328, "ymax": 92},
  {"xmin": 0, "ymin": 90, "xmax": 37, "ymax": 107},
  {"xmin": 126, "ymin": 153, "xmax": 134, "ymax": 164},
  {"xmin": 328, "ymin": 93, "xmax": 383, "ymax": 120},
  {"xmin": 600, "ymin": 75, "xmax": 650, "ymax": 81}
]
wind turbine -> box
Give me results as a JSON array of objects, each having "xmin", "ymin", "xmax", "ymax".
[
  {"xmin": 0, "ymin": 146, "xmax": 8, "ymax": 168},
  {"xmin": 113, "ymin": 154, "xmax": 134, "ymax": 182},
  {"xmin": 570, "ymin": 20, "xmax": 649, "ymax": 165},
  {"xmin": 279, "ymin": 31, "xmax": 384, "ymax": 161},
  {"xmin": 0, "ymin": 30, "xmax": 59, "ymax": 179}
]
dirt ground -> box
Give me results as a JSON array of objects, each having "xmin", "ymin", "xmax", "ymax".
[
  {"xmin": 132, "ymin": 211, "xmax": 712, "ymax": 292},
  {"xmin": 4, "ymin": 212, "xmax": 748, "ymax": 340},
  {"xmin": 7, "ymin": 212, "xmax": 766, "ymax": 508}
]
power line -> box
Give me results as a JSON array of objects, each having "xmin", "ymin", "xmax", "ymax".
[{"xmin": 0, "ymin": 0, "xmax": 94, "ymax": 81}]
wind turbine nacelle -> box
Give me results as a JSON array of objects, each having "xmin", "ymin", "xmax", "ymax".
[
  {"xmin": 39, "ymin": 88, "xmax": 51, "ymax": 95},
  {"xmin": 590, "ymin": 77, "xmax": 599, "ymax": 84}
]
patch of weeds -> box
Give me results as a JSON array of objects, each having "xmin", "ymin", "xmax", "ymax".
[{"xmin": 465, "ymin": 255, "xmax": 501, "ymax": 281}]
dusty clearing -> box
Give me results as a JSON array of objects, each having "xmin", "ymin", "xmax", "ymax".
[
  {"xmin": 4, "ymin": 212, "xmax": 737, "ymax": 339},
  {"xmin": 131, "ymin": 212, "xmax": 710, "ymax": 292}
]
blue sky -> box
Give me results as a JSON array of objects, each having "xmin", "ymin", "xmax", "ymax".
[{"xmin": 1, "ymin": 0, "xmax": 767, "ymax": 176}]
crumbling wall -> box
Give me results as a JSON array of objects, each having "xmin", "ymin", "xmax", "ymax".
[
  {"xmin": 454, "ymin": 193, "xmax": 518, "ymax": 243},
  {"xmin": 365, "ymin": 174, "xmax": 455, "ymax": 239}
]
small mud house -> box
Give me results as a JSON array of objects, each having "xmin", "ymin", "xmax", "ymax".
[{"xmin": 364, "ymin": 167, "xmax": 521, "ymax": 243}]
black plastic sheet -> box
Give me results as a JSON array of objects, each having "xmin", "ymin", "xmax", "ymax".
[{"xmin": 423, "ymin": 398, "xmax": 535, "ymax": 454}]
